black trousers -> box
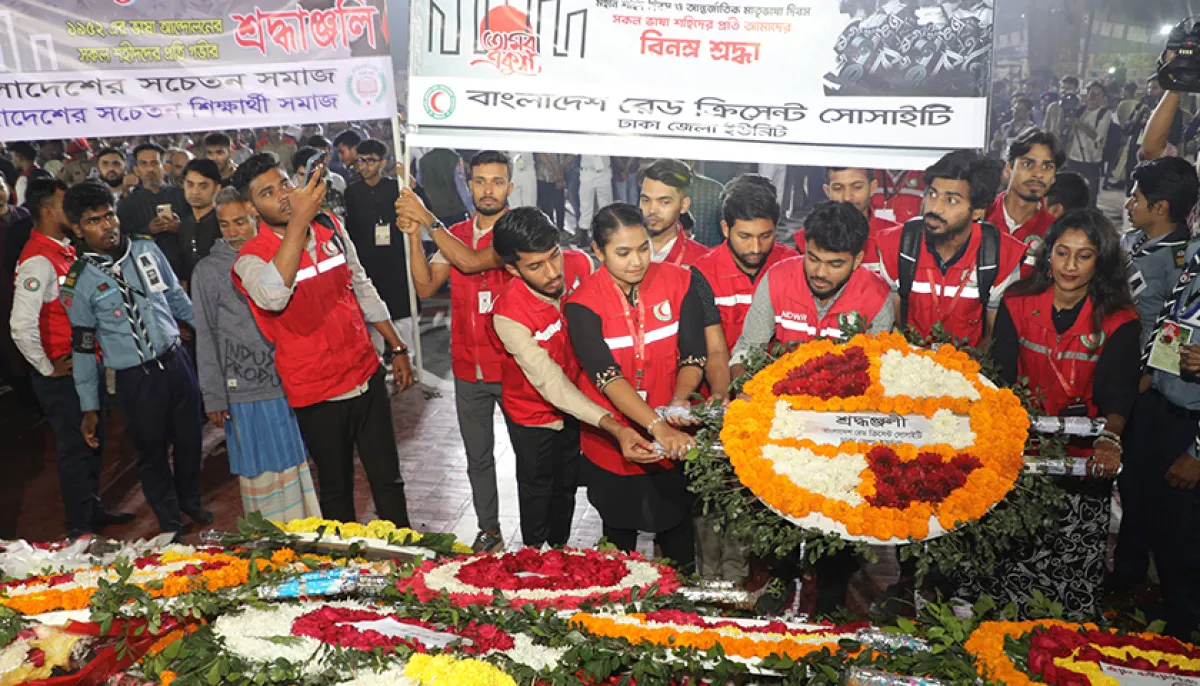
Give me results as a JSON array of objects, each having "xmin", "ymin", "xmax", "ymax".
[
  {"xmin": 603, "ymin": 519, "xmax": 696, "ymax": 574},
  {"xmin": 537, "ymin": 181, "xmax": 566, "ymax": 230},
  {"xmin": 504, "ymin": 414, "xmax": 581, "ymax": 547},
  {"xmin": 294, "ymin": 369, "xmax": 409, "ymax": 527},
  {"xmin": 31, "ymin": 373, "xmax": 105, "ymax": 536},
  {"xmin": 1124, "ymin": 390, "xmax": 1200, "ymax": 638},
  {"xmin": 114, "ymin": 345, "xmax": 203, "ymax": 532}
]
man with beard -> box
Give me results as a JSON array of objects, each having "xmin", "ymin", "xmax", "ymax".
[
  {"xmin": 117, "ymin": 143, "xmax": 189, "ymax": 278},
  {"xmin": 204, "ymin": 133, "xmax": 238, "ymax": 185},
  {"xmin": 10, "ymin": 179, "xmax": 135, "ymax": 538},
  {"xmin": 95, "ymin": 147, "xmax": 133, "ymax": 205},
  {"xmin": 487, "ymin": 207, "xmax": 654, "ymax": 547},
  {"xmin": 178, "ymin": 159, "xmax": 222, "ymax": 290},
  {"xmin": 876, "ymin": 150, "xmax": 1026, "ymax": 347},
  {"xmin": 59, "ymin": 181, "xmax": 207, "ymax": 535},
  {"xmin": 167, "ymin": 149, "xmax": 193, "ymax": 187},
  {"xmin": 794, "ymin": 167, "xmax": 901, "ymax": 272},
  {"xmin": 231, "ymin": 153, "xmax": 414, "ymax": 527},
  {"xmin": 638, "ymin": 159, "xmax": 709, "ymax": 266},
  {"xmin": 394, "ymin": 150, "xmax": 513, "ymax": 553},
  {"xmin": 985, "ymin": 127, "xmax": 1062, "ymax": 272}
]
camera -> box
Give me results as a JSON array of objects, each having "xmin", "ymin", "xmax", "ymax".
[
  {"xmin": 1158, "ymin": 17, "xmax": 1200, "ymax": 92},
  {"xmin": 1059, "ymin": 92, "xmax": 1084, "ymax": 119}
]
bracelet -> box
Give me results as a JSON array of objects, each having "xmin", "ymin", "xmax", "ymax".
[
  {"xmin": 1093, "ymin": 435, "xmax": 1123, "ymax": 453},
  {"xmin": 1098, "ymin": 429, "xmax": 1122, "ymax": 446},
  {"xmin": 646, "ymin": 417, "xmax": 664, "ymax": 434}
]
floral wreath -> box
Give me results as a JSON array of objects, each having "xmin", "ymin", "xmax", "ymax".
[
  {"xmin": 570, "ymin": 610, "xmax": 865, "ymax": 662},
  {"xmin": 396, "ymin": 548, "xmax": 679, "ymax": 610},
  {"xmin": 721, "ymin": 333, "xmax": 1028, "ymax": 542},
  {"xmin": 276, "ymin": 518, "xmax": 474, "ymax": 555},
  {"xmin": 965, "ymin": 619, "xmax": 1200, "ymax": 685}
]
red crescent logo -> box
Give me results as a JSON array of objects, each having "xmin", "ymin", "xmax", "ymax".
[{"xmin": 429, "ymin": 91, "xmax": 447, "ymax": 114}]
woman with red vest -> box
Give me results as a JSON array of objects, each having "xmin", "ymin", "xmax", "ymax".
[
  {"xmin": 962, "ymin": 208, "xmax": 1140, "ymax": 619},
  {"xmin": 490, "ymin": 207, "xmax": 656, "ymax": 548},
  {"xmin": 564, "ymin": 204, "xmax": 706, "ymax": 572}
]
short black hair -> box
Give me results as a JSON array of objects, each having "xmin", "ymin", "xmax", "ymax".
[
  {"xmin": 1123, "ymin": 82, "xmax": 1139, "ymax": 96},
  {"xmin": 357, "ymin": 139, "xmax": 388, "ymax": 158},
  {"xmin": 132, "ymin": 142, "xmax": 166, "ymax": 161},
  {"xmin": 9, "ymin": 141, "xmax": 37, "ymax": 162},
  {"xmin": 230, "ymin": 152, "xmax": 281, "ymax": 197},
  {"xmin": 1131, "ymin": 156, "xmax": 1200, "ymax": 223},
  {"xmin": 1013, "ymin": 96, "xmax": 1034, "ymax": 110},
  {"xmin": 306, "ymin": 135, "xmax": 332, "ymax": 149},
  {"xmin": 292, "ymin": 146, "xmax": 319, "ymax": 173},
  {"xmin": 493, "ymin": 207, "xmax": 559, "ymax": 265},
  {"xmin": 183, "ymin": 158, "xmax": 221, "ymax": 185},
  {"xmin": 469, "ymin": 150, "xmax": 511, "ymax": 178},
  {"xmin": 95, "ymin": 146, "xmax": 124, "ymax": 162},
  {"xmin": 1046, "ymin": 172, "xmax": 1090, "ymax": 214},
  {"xmin": 592, "ymin": 203, "xmax": 647, "ymax": 248},
  {"xmin": 1062, "ymin": 75, "xmax": 1080, "ymax": 88},
  {"xmin": 1007, "ymin": 127, "xmax": 1066, "ymax": 167},
  {"xmin": 826, "ymin": 167, "xmax": 875, "ymax": 182},
  {"xmin": 1085, "ymin": 79, "xmax": 1106, "ymax": 95},
  {"xmin": 62, "ymin": 181, "xmax": 114, "ymax": 226},
  {"xmin": 923, "ymin": 149, "xmax": 999, "ymax": 211},
  {"xmin": 722, "ymin": 180, "xmax": 779, "ymax": 228},
  {"xmin": 333, "ymin": 130, "xmax": 362, "ymax": 149},
  {"xmin": 203, "ymin": 132, "xmax": 232, "ymax": 149},
  {"xmin": 24, "ymin": 178, "xmax": 68, "ymax": 220},
  {"xmin": 803, "ymin": 201, "xmax": 870, "ymax": 255},
  {"xmin": 638, "ymin": 159, "xmax": 693, "ymax": 193}
]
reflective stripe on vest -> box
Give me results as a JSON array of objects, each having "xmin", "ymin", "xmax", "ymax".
[
  {"xmin": 533, "ymin": 320, "xmax": 563, "ymax": 343},
  {"xmin": 910, "ymin": 281, "xmax": 980, "ymax": 299},
  {"xmin": 774, "ymin": 317, "xmax": 841, "ymax": 338},
  {"xmin": 294, "ymin": 254, "xmax": 348, "ymax": 283},
  {"xmin": 604, "ymin": 321, "xmax": 679, "ymax": 350},
  {"xmin": 713, "ymin": 294, "xmax": 754, "ymax": 307},
  {"xmin": 1017, "ymin": 338, "xmax": 1100, "ymax": 363}
]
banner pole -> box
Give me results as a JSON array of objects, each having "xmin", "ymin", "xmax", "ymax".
[{"xmin": 393, "ymin": 114, "xmax": 424, "ymax": 385}]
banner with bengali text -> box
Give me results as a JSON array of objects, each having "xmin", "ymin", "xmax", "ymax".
[
  {"xmin": 0, "ymin": 0, "xmax": 395, "ymax": 141},
  {"xmin": 407, "ymin": 0, "xmax": 994, "ymax": 168}
]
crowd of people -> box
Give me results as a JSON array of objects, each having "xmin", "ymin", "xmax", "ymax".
[{"xmin": 1, "ymin": 106, "xmax": 1199, "ymax": 638}]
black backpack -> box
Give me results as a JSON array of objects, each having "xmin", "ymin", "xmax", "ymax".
[{"xmin": 896, "ymin": 218, "xmax": 1001, "ymax": 338}]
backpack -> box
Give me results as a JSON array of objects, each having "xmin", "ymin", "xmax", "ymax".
[
  {"xmin": 896, "ymin": 218, "xmax": 1000, "ymax": 338},
  {"xmin": 1099, "ymin": 107, "xmax": 1123, "ymax": 167}
]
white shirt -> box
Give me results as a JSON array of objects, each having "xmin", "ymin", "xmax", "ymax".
[
  {"xmin": 1067, "ymin": 106, "xmax": 1114, "ymax": 164},
  {"xmin": 651, "ymin": 235, "xmax": 678, "ymax": 263},
  {"xmin": 579, "ymin": 155, "xmax": 610, "ymax": 173},
  {"xmin": 9, "ymin": 237, "xmax": 71, "ymax": 376}
]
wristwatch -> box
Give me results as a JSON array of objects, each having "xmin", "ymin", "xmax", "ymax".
[
  {"xmin": 428, "ymin": 220, "xmax": 446, "ymax": 233},
  {"xmin": 382, "ymin": 345, "xmax": 410, "ymax": 364}
]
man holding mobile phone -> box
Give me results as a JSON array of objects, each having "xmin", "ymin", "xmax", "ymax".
[{"xmin": 117, "ymin": 143, "xmax": 189, "ymax": 279}]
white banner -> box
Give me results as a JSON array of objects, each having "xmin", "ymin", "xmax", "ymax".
[
  {"xmin": 407, "ymin": 0, "xmax": 993, "ymax": 167},
  {"xmin": 0, "ymin": 56, "xmax": 394, "ymax": 141},
  {"xmin": 1100, "ymin": 663, "xmax": 1200, "ymax": 685},
  {"xmin": 768, "ymin": 408, "xmax": 972, "ymax": 448}
]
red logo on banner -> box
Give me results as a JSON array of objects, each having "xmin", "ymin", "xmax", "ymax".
[
  {"xmin": 470, "ymin": 6, "xmax": 541, "ymax": 75},
  {"xmin": 114, "ymin": 0, "xmax": 136, "ymax": 5}
]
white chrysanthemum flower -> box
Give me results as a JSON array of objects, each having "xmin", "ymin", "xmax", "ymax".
[
  {"xmin": 498, "ymin": 634, "xmax": 568, "ymax": 671},
  {"xmin": 927, "ymin": 409, "xmax": 976, "ymax": 449},
  {"xmin": 878, "ymin": 350, "xmax": 980, "ymax": 400},
  {"xmin": 762, "ymin": 445, "xmax": 867, "ymax": 506}
]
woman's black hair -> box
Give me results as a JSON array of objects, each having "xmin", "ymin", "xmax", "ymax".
[
  {"xmin": 1007, "ymin": 208, "xmax": 1134, "ymax": 333},
  {"xmin": 592, "ymin": 203, "xmax": 647, "ymax": 248}
]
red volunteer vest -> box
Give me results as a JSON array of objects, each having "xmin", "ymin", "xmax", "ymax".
[
  {"xmin": 15, "ymin": 232, "xmax": 75, "ymax": 360},
  {"xmin": 767, "ymin": 257, "xmax": 891, "ymax": 343},
  {"xmin": 876, "ymin": 223, "xmax": 1027, "ymax": 347},
  {"xmin": 567, "ymin": 262, "xmax": 691, "ymax": 476},
  {"xmin": 492, "ymin": 249, "xmax": 592, "ymax": 427},
  {"xmin": 870, "ymin": 170, "xmax": 925, "ymax": 224},
  {"xmin": 233, "ymin": 218, "xmax": 379, "ymax": 408},
  {"xmin": 1005, "ymin": 289, "xmax": 1137, "ymax": 416},
  {"xmin": 660, "ymin": 231, "xmax": 710, "ymax": 266},
  {"xmin": 986, "ymin": 193, "xmax": 1057, "ymax": 276},
  {"xmin": 693, "ymin": 241, "xmax": 797, "ymax": 348},
  {"xmin": 448, "ymin": 218, "xmax": 512, "ymax": 383},
  {"xmin": 794, "ymin": 214, "xmax": 899, "ymax": 270}
]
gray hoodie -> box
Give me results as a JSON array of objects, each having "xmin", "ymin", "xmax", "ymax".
[{"xmin": 192, "ymin": 239, "xmax": 285, "ymax": 413}]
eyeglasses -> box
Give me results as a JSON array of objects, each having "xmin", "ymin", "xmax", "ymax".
[
  {"xmin": 357, "ymin": 157, "xmax": 382, "ymax": 165},
  {"xmin": 80, "ymin": 210, "xmax": 117, "ymax": 228}
]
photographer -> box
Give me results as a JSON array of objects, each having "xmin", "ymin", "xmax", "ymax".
[
  {"xmin": 1044, "ymin": 76, "xmax": 1081, "ymax": 140},
  {"xmin": 1063, "ymin": 80, "xmax": 1117, "ymax": 208}
]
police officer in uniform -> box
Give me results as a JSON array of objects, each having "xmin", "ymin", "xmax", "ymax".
[{"xmin": 59, "ymin": 181, "xmax": 208, "ymax": 535}]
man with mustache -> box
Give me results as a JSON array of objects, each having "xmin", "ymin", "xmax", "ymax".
[
  {"xmin": 794, "ymin": 167, "xmax": 901, "ymax": 272},
  {"xmin": 59, "ymin": 181, "xmax": 206, "ymax": 536},
  {"xmin": 876, "ymin": 150, "xmax": 1026, "ymax": 347},
  {"xmin": 395, "ymin": 150, "xmax": 516, "ymax": 554},
  {"xmin": 638, "ymin": 159, "xmax": 709, "ymax": 266},
  {"xmin": 985, "ymin": 128, "xmax": 1062, "ymax": 273},
  {"xmin": 95, "ymin": 147, "xmax": 133, "ymax": 205}
]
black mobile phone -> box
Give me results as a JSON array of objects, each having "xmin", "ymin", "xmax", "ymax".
[{"xmin": 304, "ymin": 151, "xmax": 329, "ymax": 184}]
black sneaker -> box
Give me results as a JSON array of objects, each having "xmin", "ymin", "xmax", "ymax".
[{"xmin": 471, "ymin": 530, "xmax": 504, "ymax": 553}]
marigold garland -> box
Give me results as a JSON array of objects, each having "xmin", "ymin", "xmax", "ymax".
[
  {"xmin": 569, "ymin": 611, "xmax": 863, "ymax": 661},
  {"xmin": 723, "ymin": 333, "xmax": 1028, "ymax": 541}
]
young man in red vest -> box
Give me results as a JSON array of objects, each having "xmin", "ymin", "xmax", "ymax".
[
  {"xmin": 489, "ymin": 207, "xmax": 655, "ymax": 547},
  {"xmin": 876, "ymin": 150, "xmax": 1026, "ymax": 348},
  {"xmin": 870, "ymin": 169, "xmax": 925, "ymax": 224},
  {"xmin": 986, "ymin": 127, "xmax": 1062, "ymax": 272},
  {"xmin": 9, "ymin": 179, "xmax": 133, "ymax": 538},
  {"xmin": 730, "ymin": 201, "xmax": 895, "ymax": 379},
  {"xmin": 794, "ymin": 168, "xmax": 901, "ymax": 272},
  {"xmin": 231, "ymin": 153, "xmax": 414, "ymax": 527},
  {"xmin": 395, "ymin": 151, "xmax": 514, "ymax": 553},
  {"xmin": 638, "ymin": 159, "xmax": 710, "ymax": 266}
]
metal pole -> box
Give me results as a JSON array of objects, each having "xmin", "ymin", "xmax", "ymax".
[{"xmin": 393, "ymin": 114, "xmax": 424, "ymax": 384}]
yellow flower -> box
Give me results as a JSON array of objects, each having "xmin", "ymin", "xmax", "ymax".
[{"xmin": 404, "ymin": 654, "xmax": 516, "ymax": 686}]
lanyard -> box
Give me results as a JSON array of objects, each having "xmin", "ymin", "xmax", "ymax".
[
  {"xmin": 1044, "ymin": 336, "xmax": 1080, "ymax": 402},
  {"xmin": 609, "ymin": 273, "xmax": 647, "ymax": 391},
  {"xmin": 926, "ymin": 267, "xmax": 972, "ymax": 321}
]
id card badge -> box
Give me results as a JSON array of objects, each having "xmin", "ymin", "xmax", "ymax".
[
  {"xmin": 135, "ymin": 252, "xmax": 168, "ymax": 293},
  {"xmin": 874, "ymin": 208, "xmax": 897, "ymax": 222},
  {"xmin": 1148, "ymin": 320, "xmax": 1193, "ymax": 376},
  {"xmin": 374, "ymin": 223, "xmax": 391, "ymax": 246},
  {"xmin": 478, "ymin": 290, "xmax": 494, "ymax": 314}
]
